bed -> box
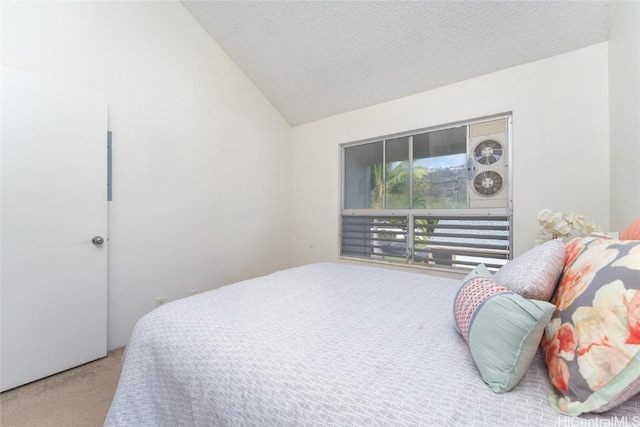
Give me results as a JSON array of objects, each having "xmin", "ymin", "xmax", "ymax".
[{"xmin": 105, "ymin": 261, "xmax": 640, "ymax": 426}]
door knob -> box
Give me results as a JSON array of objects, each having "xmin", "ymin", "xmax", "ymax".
[{"xmin": 92, "ymin": 236, "xmax": 105, "ymax": 245}]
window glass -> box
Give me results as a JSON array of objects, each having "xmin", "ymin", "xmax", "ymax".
[
  {"xmin": 344, "ymin": 142, "xmax": 383, "ymax": 209},
  {"xmin": 385, "ymin": 137, "xmax": 410, "ymax": 209},
  {"xmin": 412, "ymin": 127, "xmax": 467, "ymax": 209}
]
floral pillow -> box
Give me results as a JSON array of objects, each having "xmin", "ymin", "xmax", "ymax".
[{"xmin": 541, "ymin": 234, "xmax": 640, "ymax": 415}]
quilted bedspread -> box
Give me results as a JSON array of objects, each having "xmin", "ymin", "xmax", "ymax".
[{"xmin": 105, "ymin": 263, "xmax": 640, "ymax": 426}]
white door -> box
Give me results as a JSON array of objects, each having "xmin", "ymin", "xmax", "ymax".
[{"xmin": 1, "ymin": 67, "xmax": 108, "ymax": 391}]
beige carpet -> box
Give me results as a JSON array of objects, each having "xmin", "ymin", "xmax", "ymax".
[{"xmin": 0, "ymin": 347, "xmax": 124, "ymax": 427}]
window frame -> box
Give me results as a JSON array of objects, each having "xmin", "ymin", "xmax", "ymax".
[{"xmin": 339, "ymin": 114, "xmax": 513, "ymax": 272}]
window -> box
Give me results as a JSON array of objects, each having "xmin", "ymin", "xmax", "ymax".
[{"xmin": 340, "ymin": 116, "xmax": 512, "ymax": 271}]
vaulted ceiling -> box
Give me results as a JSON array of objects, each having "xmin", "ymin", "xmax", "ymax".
[{"xmin": 182, "ymin": 1, "xmax": 616, "ymax": 126}]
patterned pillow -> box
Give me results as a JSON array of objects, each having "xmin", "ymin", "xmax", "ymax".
[
  {"xmin": 541, "ymin": 235, "xmax": 640, "ymax": 415},
  {"xmin": 494, "ymin": 239, "xmax": 565, "ymax": 301},
  {"xmin": 455, "ymin": 264, "xmax": 494, "ymax": 334},
  {"xmin": 620, "ymin": 218, "xmax": 640, "ymax": 240},
  {"xmin": 454, "ymin": 277, "xmax": 555, "ymax": 393}
]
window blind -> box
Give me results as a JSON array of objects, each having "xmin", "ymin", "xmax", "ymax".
[{"xmin": 341, "ymin": 214, "xmax": 510, "ymax": 270}]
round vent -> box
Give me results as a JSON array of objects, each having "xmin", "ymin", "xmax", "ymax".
[
  {"xmin": 473, "ymin": 171, "xmax": 504, "ymax": 196},
  {"xmin": 473, "ymin": 139, "xmax": 503, "ymax": 165}
]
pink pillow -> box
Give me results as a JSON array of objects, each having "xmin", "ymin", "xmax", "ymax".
[{"xmin": 620, "ymin": 218, "xmax": 640, "ymax": 240}]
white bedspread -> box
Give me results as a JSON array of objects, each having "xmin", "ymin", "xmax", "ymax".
[{"xmin": 105, "ymin": 263, "xmax": 640, "ymax": 426}]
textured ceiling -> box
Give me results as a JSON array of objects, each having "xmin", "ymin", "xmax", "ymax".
[{"xmin": 182, "ymin": 1, "xmax": 616, "ymax": 126}]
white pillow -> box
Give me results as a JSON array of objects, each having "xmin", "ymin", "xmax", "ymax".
[{"xmin": 494, "ymin": 239, "xmax": 564, "ymax": 301}]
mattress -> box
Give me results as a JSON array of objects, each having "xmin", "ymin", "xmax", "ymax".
[{"xmin": 105, "ymin": 263, "xmax": 640, "ymax": 426}]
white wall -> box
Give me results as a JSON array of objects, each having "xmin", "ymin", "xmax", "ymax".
[
  {"xmin": 609, "ymin": 0, "xmax": 640, "ymax": 230},
  {"xmin": 1, "ymin": 1, "xmax": 293, "ymax": 350},
  {"xmin": 292, "ymin": 44, "xmax": 610, "ymax": 267}
]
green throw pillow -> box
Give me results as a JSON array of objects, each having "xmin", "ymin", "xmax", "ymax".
[{"xmin": 455, "ymin": 277, "xmax": 555, "ymax": 392}]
